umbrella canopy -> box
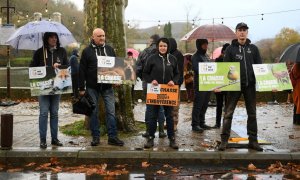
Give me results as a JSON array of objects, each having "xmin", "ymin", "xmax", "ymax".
[
  {"xmin": 127, "ymin": 48, "xmax": 139, "ymax": 58},
  {"xmin": 279, "ymin": 43, "xmax": 300, "ymax": 62},
  {"xmin": 181, "ymin": 24, "xmax": 236, "ymax": 42},
  {"xmin": 6, "ymin": 20, "xmax": 76, "ymax": 50},
  {"xmin": 210, "ymin": 47, "xmax": 222, "ymax": 60}
]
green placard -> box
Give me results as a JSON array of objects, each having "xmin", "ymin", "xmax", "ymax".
[
  {"xmin": 198, "ymin": 62, "xmax": 241, "ymax": 91},
  {"xmin": 253, "ymin": 63, "xmax": 292, "ymax": 91}
]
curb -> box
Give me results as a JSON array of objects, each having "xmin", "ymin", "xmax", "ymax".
[{"xmin": 0, "ymin": 147, "xmax": 299, "ymax": 165}]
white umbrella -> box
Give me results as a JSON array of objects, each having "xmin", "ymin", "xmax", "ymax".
[{"xmin": 6, "ymin": 20, "xmax": 76, "ymax": 50}]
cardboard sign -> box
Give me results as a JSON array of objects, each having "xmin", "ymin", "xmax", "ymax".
[
  {"xmin": 29, "ymin": 66, "xmax": 72, "ymax": 96},
  {"xmin": 253, "ymin": 63, "xmax": 292, "ymax": 91},
  {"xmin": 146, "ymin": 84, "xmax": 179, "ymax": 106},
  {"xmin": 198, "ymin": 62, "xmax": 241, "ymax": 91},
  {"xmin": 97, "ymin": 56, "xmax": 136, "ymax": 85}
]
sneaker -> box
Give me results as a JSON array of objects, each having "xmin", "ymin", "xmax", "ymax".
[
  {"xmin": 212, "ymin": 124, "xmax": 221, "ymax": 129},
  {"xmin": 51, "ymin": 139, "xmax": 63, "ymax": 146},
  {"xmin": 192, "ymin": 126, "xmax": 204, "ymax": 133},
  {"xmin": 200, "ymin": 124, "xmax": 212, "ymax": 130},
  {"xmin": 108, "ymin": 137, "xmax": 124, "ymax": 146},
  {"xmin": 218, "ymin": 141, "xmax": 228, "ymax": 151},
  {"xmin": 91, "ymin": 137, "xmax": 100, "ymax": 146},
  {"xmin": 169, "ymin": 137, "xmax": 179, "ymax": 149},
  {"xmin": 144, "ymin": 137, "xmax": 154, "ymax": 149},
  {"xmin": 40, "ymin": 142, "xmax": 47, "ymax": 149},
  {"xmin": 248, "ymin": 141, "xmax": 263, "ymax": 151}
]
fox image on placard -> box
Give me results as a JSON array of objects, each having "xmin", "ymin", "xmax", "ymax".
[{"xmin": 49, "ymin": 67, "xmax": 72, "ymax": 94}]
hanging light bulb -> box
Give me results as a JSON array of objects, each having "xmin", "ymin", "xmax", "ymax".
[
  {"xmin": 17, "ymin": 16, "xmax": 20, "ymax": 23},
  {"xmin": 221, "ymin": 17, "xmax": 224, "ymax": 24},
  {"xmin": 72, "ymin": 17, "xmax": 76, "ymax": 25},
  {"xmin": 261, "ymin": 13, "xmax": 264, "ymax": 20},
  {"xmin": 192, "ymin": 19, "xmax": 195, "ymax": 29},
  {"xmin": 158, "ymin": 20, "xmax": 161, "ymax": 29},
  {"xmin": 45, "ymin": 3, "xmax": 48, "ymax": 13},
  {"xmin": 48, "ymin": 15, "xmax": 51, "ymax": 21},
  {"xmin": 26, "ymin": 11, "xmax": 29, "ymax": 18},
  {"xmin": 127, "ymin": 20, "xmax": 130, "ymax": 28}
]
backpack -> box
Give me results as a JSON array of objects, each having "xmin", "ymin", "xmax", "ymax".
[{"xmin": 135, "ymin": 44, "xmax": 157, "ymax": 80}]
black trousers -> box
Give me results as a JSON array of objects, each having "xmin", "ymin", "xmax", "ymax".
[
  {"xmin": 221, "ymin": 85, "xmax": 258, "ymax": 141},
  {"xmin": 191, "ymin": 90, "xmax": 211, "ymax": 127}
]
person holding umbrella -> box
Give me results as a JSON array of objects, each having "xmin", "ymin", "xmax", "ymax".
[{"xmin": 30, "ymin": 32, "xmax": 68, "ymax": 149}]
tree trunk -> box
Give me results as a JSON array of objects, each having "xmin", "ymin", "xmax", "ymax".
[{"xmin": 83, "ymin": 0, "xmax": 136, "ymax": 132}]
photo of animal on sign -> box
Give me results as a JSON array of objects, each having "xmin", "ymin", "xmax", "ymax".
[
  {"xmin": 97, "ymin": 56, "xmax": 136, "ymax": 85},
  {"xmin": 198, "ymin": 62, "xmax": 241, "ymax": 91},
  {"xmin": 146, "ymin": 84, "xmax": 179, "ymax": 106},
  {"xmin": 29, "ymin": 66, "xmax": 72, "ymax": 96},
  {"xmin": 253, "ymin": 63, "xmax": 292, "ymax": 91}
]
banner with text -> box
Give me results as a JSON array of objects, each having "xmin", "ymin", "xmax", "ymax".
[
  {"xmin": 97, "ymin": 56, "xmax": 136, "ymax": 85},
  {"xmin": 253, "ymin": 63, "xmax": 292, "ymax": 91},
  {"xmin": 198, "ymin": 62, "xmax": 240, "ymax": 91},
  {"xmin": 146, "ymin": 84, "xmax": 179, "ymax": 106},
  {"xmin": 29, "ymin": 66, "xmax": 72, "ymax": 96}
]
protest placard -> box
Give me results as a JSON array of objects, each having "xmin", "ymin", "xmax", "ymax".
[
  {"xmin": 146, "ymin": 84, "xmax": 179, "ymax": 106},
  {"xmin": 97, "ymin": 56, "xmax": 136, "ymax": 85},
  {"xmin": 29, "ymin": 66, "xmax": 72, "ymax": 96},
  {"xmin": 198, "ymin": 62, "xmax": 240, "ymax": 91},
  {"xmin": 253, "ymin": 63, "xmax": 292, "ymax": 91}
]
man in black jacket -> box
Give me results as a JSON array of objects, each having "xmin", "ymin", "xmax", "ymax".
[
  {"xmin": 79, "ymin": 28, "xmax": 124, "ymax": 147},
  {"xmin": 218, "ymin": 22, "xmax": 263, "ymax": 151}
]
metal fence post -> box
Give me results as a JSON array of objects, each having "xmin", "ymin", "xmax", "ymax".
[{"xmin": 1, "ymin": 114, "xmax": 13, "ymax": 149}]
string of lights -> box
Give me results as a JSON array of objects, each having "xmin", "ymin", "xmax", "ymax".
[{"xmin": 126, "ymin": 8, "xmax": 300, "ymax": 28}]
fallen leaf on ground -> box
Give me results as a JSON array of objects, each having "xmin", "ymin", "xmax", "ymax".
[
  {"xmin": 201, "ymin": 143, "xmax": 211, "ymax": 147},
  {"xmin": 156, "ymin": 170, "xmax": 166, "ymax": 175},
  {"xmin": 248, "ymin": 163, "xmax": 257, "ymax": 170},
  {"xmin": 115, "ymin": 164, "xmax": 127, "ymax": 168},
  {"xmin": 163, "ymin": 164, "xmax": 172, "ymax": 168},
  {"xmin": 25, "ymin": 162, "xmax": 36, "ymax": 167},
  {"xmin": 7, "ymin": 168, "xmax": 23, "ymax": 172},
  {"xmin": 142, "ymin": 162, "xmax": 150, "ymax": 168},
  {"xmin": 171, "ymin": 168, "xmax": 180, "ymax": 173},
  {"xmin": 50, "ymin": 157, "xmax": 59, "ymax": 166}
]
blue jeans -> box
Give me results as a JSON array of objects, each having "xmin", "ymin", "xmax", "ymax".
[
  {"xmin": 147, "ymin": 105, "xmax": 174, "ymax": 138},
  {"xmin": 191, "ymin": 90, "xmax": 211, "ymax": 127},
  {"xmin": 38, "ymin": 95, "xmax": 61, "ymax": 141},
  {"xmin": 87, "ymin": 87, "xmax": 118, "ymax": 138},
  {"xmin": 143, "ymin": 81, "xmax": 165, "ymax": 126}
]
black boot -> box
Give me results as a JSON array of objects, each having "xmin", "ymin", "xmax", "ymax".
[
  {"xmin": 218, "ymin": 136, "xmax": 228, "ymax": 151},
  {"xmin": 144, "ymin": 136, "xmax": 154, "ymax": 148},
  {"xmin": 248, "ymin": 140, "xmax": 263, "ymax": 151},
  {"xmin": 169, "ymin": 137, "xmax": 179, "ymax": 149},
  {"xmin": 91, "ymin": 137, "xmax": 100, "ymax": 146},
  {"xmin": 158, "ymin": 122, "xmax": 167, "ymax": 138}
]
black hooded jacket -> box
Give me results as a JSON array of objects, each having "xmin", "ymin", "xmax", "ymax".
[
  {"xmin": 224, "ymin": 39, "xmax": 262, "ymax": 87},
  {"xmin": 192, "ymin": 39, "xmax": 210, "ymax": 89},
  {"xmin": 79, "ymin": 42, "xmax": 116, "ymax": 91},
  {"xmin": 169, "ymin": 38, "xmax": 184, "ymax": 85}
]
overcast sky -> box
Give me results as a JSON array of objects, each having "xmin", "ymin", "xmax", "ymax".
[{"xmin": 69, "ymin": 0, "xmax": 300, "ymax": 42}]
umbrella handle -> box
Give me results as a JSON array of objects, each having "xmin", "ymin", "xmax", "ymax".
[{"xmin": 43, "ymin": 46, "xmax": 46, "ymax": 66}]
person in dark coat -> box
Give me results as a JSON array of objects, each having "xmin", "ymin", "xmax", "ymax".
[
  {"xmin": 218, "ymin": 22, "xmax": 263, "ymax": 151},
  {"xmin": 79, "ymin": 28, "xmax": 124, "ymax": 147},
  {"xmin": 213, "ymin": 43, "xmax": 230, "ymax": 128},
  {"xmin": 143, "ymin": 37, "xmax": 180, "ymax": 149},
  {"xmin": 69, "ymin": 49, "xmax": 80, "ymax": 98},
  {"xmin": 191, "ymin": 39, "xmax": 212, "ymax": 133},
  {"xmin": 30, "ymin": 32, "xmax": 68, "ymax": 149},
  {"xmin": 169, "ymin": 38, "xmax": 184, "ymax": 131}
]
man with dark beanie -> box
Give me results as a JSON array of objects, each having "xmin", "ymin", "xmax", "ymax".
[{"xmin": 191, "ymin": 39, "xmax": 212, "ymax": 133}]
